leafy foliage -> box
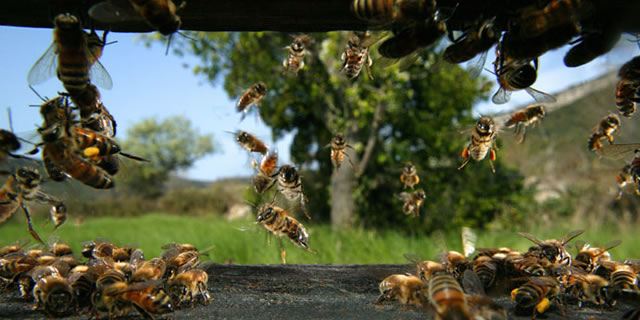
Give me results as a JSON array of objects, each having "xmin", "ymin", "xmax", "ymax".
[
  {"xmin": 118, "ymin": 116, "xmax": 215, "ymax": 197},
  {"xmin": 159, "ymin": 31, "xmax": 534, "ymax": 231}
]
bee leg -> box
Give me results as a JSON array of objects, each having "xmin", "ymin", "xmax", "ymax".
[
  {"xmin": 344, "ymin": 152, "xmax": 358, "ymax": 172},
  {"xmin": 616, "ymin": 189, "xmax": 623, "ymax": 200},
  {"xmin": 607, "ymin": 134, "xmax": 614, "ymax": 144},
  {"xmin": 518, "ymin": 127, "xmax": 527, "ymax": 144},
  {"xmin": 457, "ymin": 147, "xmax": 470, "ymax": 170},
  {"xmin": 281, "ymin": 248, "xmax": 287, "ymax": 265},
  {"xmin": 20, "ymin": 203, "xmax": 43, "ymax": 244},
  {"xmin": 365, "ymin": 56, "xmax": 374, "ymax": 80}
]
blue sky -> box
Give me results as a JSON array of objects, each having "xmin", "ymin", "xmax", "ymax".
[{"xmin": 0, "ymin": 26, "xmax": 635, "ymax": 181}]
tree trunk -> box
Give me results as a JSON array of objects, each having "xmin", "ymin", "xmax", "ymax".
[{"xmin": 330, "ymin": 148, "xmax": 357, "ymax": 230}]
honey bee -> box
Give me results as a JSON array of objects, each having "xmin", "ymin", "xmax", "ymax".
[
  {"xmin": 439, "ymin": 227, "xmax": 477, "ymax": 279},
  {"xmin": 328, "ymin": 133, "xmax": 357, "ymax": 171},
  {"xmin": 0, "ymin": 252, "xmax": 38, "ymax": 281},
  {"xmin": 82, "ymin": 239, "xmax": 135, "ymax": 262},
  {"xmin": 351, "ymin": 0, "xmax": 436, "ymax": 25},
  {"xmin": 256, "ymin": 203, "xmax": 313, "ymax": 263},
  {"xmin": 92, "ymin": 280, "xmax": 173, "ymax": 319},
  {"xmin": 564, "ymin": 28, "xmax": 620, "ymax": 68},
  {"xmin": 251, "ymin": 149, "xmax": 278, "ymax": 194},
  {"xmin": 49, "ymin": 202, "xmax": 68, "ymax": 230},
  {"xmin": 67, "ymin": 265, "xmax": 98, "ymax": 308},
  {"xmin": 375, "ymin": 274, "xmax": 426, "ymax": 310},
  {"xmin": 90, "ymin": 0, "xmax": 184, "ymax": 36},
  {"xmin": 600, "ymin": 261, "xmax": 640, "ymax": 291},
  {"xmin": 0, "ymin": 239, "xmax": 31, "ymax": 257},
  {"xmin": 616, "ymin": 56, "xmax": 640, "ymax": 118},
  {"xmin": 396, "ymin": 189, "xmax": 426, "ymax": 217},
  {"xmin": 615, "ymin": 164, "xmax": 638, "ymax": 200},
  {"xmin": 0, "ymin": 130, "xmax": 23, "ymax": 163},
  {"xmin": 520, "ymin": 229, "xmax": 584, "ymax": 265},
  {"xmin": 557, "ymin": 271, "xmax": 612, "ymax": 308},
  {"xmin": 574, "ymin": 240, "xmax": 621, "ymax": 273},
  {"xmin": 500, "ymin": 22, "xmax": 581, "ymax": 62},
  {"xmin": 167, "ymin": 268, "xmax": 212, "ymax": 306},
  {"xmin": 400, "ymin": 161, "xmax": 419, "ymax": 189},
  {"xmin": 163, "ymin": 248, "xmax": 199, "ymax": 279},
  {"xmin": 32, "ymin": 275, "xmax": 75, "ymax": 317},
  {"xmin": 512, "ymin": 256, "xmax": 549, "ymax": 277},
  {"xmin": 131, "ymin": 257, "xmax": 167, "ymax": 282},
  {"xmin": 443, "ymin": 19, "xmax": 500, "ymax": 78},
  {"xmin": 272, "ymin": 164, "xmax": 311, "ymax": 220},
  {"xmin": 458, "ymin": 117, "xmax": 498, "ymax": 173},
  {"xmin": 587, "ymin": 113, "xmax": 620, "ymax": 151},
  {"xmin": 0, "ymin": 167, "xmax": 63, "ymax": 243},
  {"xmin": 471, "ymin": 255, "xmax": 498, "ymax": 290},
  {"xmin": 491, "ymin": 48, "xmax": 556, "ymax": 104},
  {"xmin": 48, "ymin": 237, "xmax": 73, "ymax": 257},
  {"xmin": 511, "ymin": 276, "xmax": 561, "ymax": 318},
  {"xmin": 283, "ymin": 34, "xmax": 312, "ymax": 76},
  {"xmin": 508, "ymin": 0, "xmax": 589, "ymax": 39},
  {"xmin": 27, "ymin": 14, "xmax": 113, "ymax": 94},
  {"xmin": 404, "ymin": 254, "xmax": 445, "ymax": 282},
  {"xmin": 378, "ymin": 17, "xmax": 446, "ymax": 60},
  {"xmin": 236, "ymin": 82, "xmax": 267, "ymax": 121},
  {"xmin": 234, "ymin": 130, "xmax": 268, "ymax": 155},
  {"xmin": 71, "ymin": 84, "xmax": 116, "ymax": 137},
  {"xmin": 428, "ymin": 272, "xmax": 472, "ymax": 320},
  {"xmin": 504, "ymin": 104, "xmax": 546, "ymax": 144},
  {"xmin": 340, "ymin": 31, "xmax": 374, "ymax": 79}
]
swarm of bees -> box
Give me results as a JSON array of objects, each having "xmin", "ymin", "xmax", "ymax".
[
  {"xmin": 0, "ymin": 238, "xmax": 212, "ymax": 319},
  {"xmin": 377, "ymin": 228, "xmax": 640, "ymax": 319}
]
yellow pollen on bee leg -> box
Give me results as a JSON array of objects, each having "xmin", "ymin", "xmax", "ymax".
[
  {"xmin": 536, "ymin": 297, "xmax": 551, "ymax": 314},
  {"xmin": 510, "ymin": 288, "xmax": 518, "ymax": 301},
  {"xmin": 84, "ymin": 147, "xmax": 100, "ymax": 159}
]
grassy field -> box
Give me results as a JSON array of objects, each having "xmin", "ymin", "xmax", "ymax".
[{"xmin": 0, "ymin": 213, "xmax": 638, "ymax": 264}]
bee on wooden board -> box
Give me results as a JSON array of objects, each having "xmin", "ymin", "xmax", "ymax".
[
  {"xmin": 283, "ymin": 34, "xmax": 312, "ymax": 76},
  {"xmin": 403, "ymin": 254, "xmax": 445, "ymax": 282},
  {"xmin": 395, "ymin": 189, "xmax": 426, "ymax": 217},
  {"xmin": 520, "ymin": 229, "xmax": 584, "ymax": 266},
  {"xmin": 340, "ymin": 31, "xmax": 374, "ymax": 79},
  {"xmin": 91, "ymin": 279, "xmax": 174, "ymax": 319},
  {"xmin": 574, "ymin": 239, "xmax": 621, "ymax": 273},
  {"xmin": 504, "ymin": 104, "xmax": 546, "ymax": 144},
  {"xmin": 90, "ymin": 0, "xmax": 185, "ymax": 36},
  {"xmin": 256, "ymin": 203, "xmax": 314, "ymax": 264},
  {"xmin": 327, "ymin": 133, "xmax": 357, "ymax": 171},
  {"xmin": 0, "ymin": 167, "xmax": 64, "ymax": 244},
  {"xmin": 236, "ymin": 82, "xmax": 267, "ymax": 122},
  {"xmin": 588, "ymin": 113, "xmax": 620, "ymax": 152},
  {"xmin": 458, "ymin": 117, "xmax": 498, "ymax": 173},
  {"xmin": 511, "ymin": 276, "xmax": 561, "ymax": 318},
  {"xmin": 166, "ymin": 267, "xmax": 212, "ymax": 307},
  {"xmin": 375, "ymin": 273, "xmax": 426, "ymax": 310},
  {"xmin": 28, "ymin": 14, "xmax": 113, "ymax": 95},
  {"xmin": 32, "ymin": 275, "xmax": 75, "ymax": 317},
  {"xmin": 429, "ymin": 272, "xmax": 472, "ymax": 320}
]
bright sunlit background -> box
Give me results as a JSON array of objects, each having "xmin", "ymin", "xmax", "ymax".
[{"xmin": 0, "ymin": 26, "xmax": 636, "ymax": 181}]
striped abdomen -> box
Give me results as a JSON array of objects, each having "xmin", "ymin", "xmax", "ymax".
[
  {"xmin": 505, "ymin": 112, "xmax": 527, "ymax": 128},
  {"xmin": 611, "ymin": 265, "xmax": 639, "ymax": 290},
  {"xmin": 469, "ymin": 134, "xmax": 493, "ymax": 161},
  {"xmin": 130, "ymin": 0, "xmax": 181, "ymax": 35},
  {"xmin": 472, "ymin": 256, "xmax": 497, "ymax": 289},
  {"xmin": 71, "ymin": 127, "xmax": 121, "ymax": 157},
  {"xmin": 351, "ymin": 0, "xmax": 395, "ymax": 22},
  {"xmin": 616, "ymin": 80, "xmax": 639, "ymax": 118},
  {"xmin": 54, "ymin": 17, "xmax": 91, "ymax": 95},
  {"xmin": 428, "ymin": 273, "xmax": 470, "ymax": 319},
  {"xmin": 45, "ymin": 141, "xmax": 114, "ymax": 189},
  {"xmin": 0, "ymin": 189, "xmax": 19, "ymax": 224}
]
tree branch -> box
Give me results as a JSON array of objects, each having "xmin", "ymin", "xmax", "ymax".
[{"xmin": 354, "ymin": 103, "xmax": 384, "ymax": 177}]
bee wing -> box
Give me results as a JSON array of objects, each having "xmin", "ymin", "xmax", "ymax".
[
  {"xmin": 525, "ymin": 87, "xmax": 557, "ymax": 103},
  {"xmin": 491, "ymin": 87, "xmax": 511, "ymax": 105},
  {"xmin": 88, "ymin": 60, "xmax": 113, "ymax": 90},
  {"xmin": 27, "ymin": 42, "xmax": 58, "ymax": 86},
  {"xmin": 574, "ymin": 240, "xmax": 588, "ymax": 252},
  {"xmin": 129, "ymin": 248, "xmax": 145, "ymax": 267},
  {"xmin": 467, "ymin": 50, "xmax": 488, "ymax": 79},
  {"xmin": 403, "ymin": 253, "xmax": 423, "ymax": 264},
  {"xmin": 518, "ymin": 232, "xmax": 544, "ymax": 246},
  {"xmin": 597, "ymin": 143, "xmax": 640, "ymax": 159},
  {"xmin": 602, "ymin": 239, "xmax": 623, "ymax": 252},
  {"xmin": 462, "ymin": 269, "xmax": 486, "ymax": 296},
  {"xmin": 461, "ymin": 227, "xmax": 477, "ymax": 258},
  {"xmin": 561, "ymin": 229, "xmax": 585, "ymax": 245},
  {"xmin": 88, "ymin": 0, "xmax": 143, "ymax": 23},
  {"xmin": 395, "ymin": 192, "xmax": 411, "ymax": 201},
  {"xmin": 114, "ymin": 279, "xmax": 165, "ymax": 294}
]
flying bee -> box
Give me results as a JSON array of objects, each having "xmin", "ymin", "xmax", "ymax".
[
  {"xmin": 90, "ymin": 0, "xmax": 184, "ymax": 36},
  {"xmin": 395, "ymin": 189, "xmax": 426, "ymax": 217},
  {"xmin": 375, "ymin": 274, "xmax": 425, "ymax": 310},
  {"xmin": 256, "ymin": 203, "xmax": 313, "ymax": 264},
  {"xmin": 328, "ymin": 133, "xmax": 357, "ymax": 171},
  {"xmin": 0, "ymin": 130, "xmax": 23, "ymax": 163},
  {"xmin": 233, "ymin": 130, "xmax": 268, "ymax": 155},
  {"xmin": 236, "ymin": 82, "xmax": 267, "ymax": 121},
  {"xmin": 27, "ymin": 13, "xmax": 113, "ymax": 95},
  {"xmin": 574, "ymin": 240, "xmax": 621, "ymax": 273},
  {"xmin": 508, "ymin": 0, "xmax": 589, "ymax": 39},
  {"xmin": 444, "ymin": 19, "xmax": 500, "ymax": 78},
  {"xmin": 403, "ymin": 254, "xmax": 445, "ymax": 282},
  {"xmin": 491, "ymin": 48, "xmax": 556, "ymax": 104},
  {"xmin": 615, "ymin": 164, "xmax": 639, "ymax": 200},
  {"xmin": 251, "ymin": 149, "xmax": 278, "ymax": 194},
  {"xmin": 615, "ymin": 56, "xmax": 640, "ymax": 118},
  {"xmin": 564, "ymin": 27, "xmax": 620, "ymax": 68},
  {"xmin": 511, "ymin": 276, "xmax": 561, "ymax": 318},
  {"xmin": 340, "ymin": 31, "xmax": 374, "ymax": 79},
  {"xmin": 271, "ymin": 164, "xmax": 311, "ymax": 220},
  {"xmin": 32, "ymin": 275, "xmax": 75, "ymax": 317},
  {"xmin": 458, "ymin": 117, "xmax": 498, "ymax": 173},
  {"xmin": 70, "ymin": 84, "xmax": 116, "ymax": 137},
  {"xmin": 0, "ymin": 167, "xmax": 63, "ymax": 244},
  {"xmin": 504, "ymin": 104, "xmax": 546, "ymax": 144},
  {"xmin": 520, "ymin": 229, "xmax": 584, "ymax": 265},
  {"xmin": 49, "ymin": 202, "xmax": 67, "ymax": 230},
  {"xmin": 587, "ymin": 113, "xmax": 620, "ymax": 151},
  {"xmin": 428, "ymin": 272, "xmax": 472, "ymax": 320},
  {"xmin": 400, "ymin": 161, "xmax": 419, "ymax": 189},
  {"xmin": 283, "ymin": 34, "xmax": 312, "ymax": 76},
  {"xmin": 167, "ymin": 268, "xmax": 212, "ymax": 307}
]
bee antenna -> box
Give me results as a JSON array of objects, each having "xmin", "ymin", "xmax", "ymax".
[
  {"xmin": 178, "ymin": 31, "xmax": 197, "ymax": 42},
  {"xmin": 483, "ymin": 67, "xmax": 496, "ymax": 75},
  {"xmin": 29, "ymin": 85, "xmax": 46, "ymax": 102},
  {"xmin": 105, "ymin": 40, "xmax": 118, "ymax": 46},
  {"xmin": 7, "ymin": 108, "xmax": 15, "ymax": 133},
  {"xmin": 244, "ymin": 200, "xmax": 258, "ymax": 208},
  {"xmin": 165, "ymin": 34, "xmax": 173, "ymax": 56}
]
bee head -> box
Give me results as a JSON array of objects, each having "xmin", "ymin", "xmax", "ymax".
[
  {"xmin": 0, "ymin": 130, "xmax": 20, "ymax": 151},
  {"xmin": 159, "ymin": 17, "xmax": 182, "ymax": 36},
  {"xmin": 403, "ymin": 162, "xmax": 415, "ymax": 173},
  {"xmin": 333, "ymin": 133, "xmax": 345, "ymax": 145},
  {"xmin": 53, "ymin": 13, "xmax": 80, "ymax": 30},
  {"xmin": 254, "ymin": 82, "xmax": 267, "ymax": 95},
  {"xmin": 16, "ymin": 167, "xmax": 41, "ymax": 188},
  {"xmin": 257, "ymin": 205, "xmax": 275, "ymax": 223},
  {"xmin": 415, "ymin": 190, "xmax": 426, "ymax": 199},
  {"xmin": 606, "ymin": 114, "xmax": 620, "ymax": 126},
  {"xmin": 236, "ymin": 131, "xmax": 249, "ymax": 143},
  {"xmin": 279, "ymin": 165, "xmax": 298, "ymax": 182},
  {"xmin": 476, "ymin": 117, "xmax": 494, "ymax": 133}
]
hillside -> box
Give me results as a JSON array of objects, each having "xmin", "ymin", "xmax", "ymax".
[{"xmin": 495, "ymin": 71, "xmax": 640, "ymax": 220}]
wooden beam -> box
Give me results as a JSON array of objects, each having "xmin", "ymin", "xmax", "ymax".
[{"xmin": 1, "ymin": 0, "xmax": 369, "ymax": 33}]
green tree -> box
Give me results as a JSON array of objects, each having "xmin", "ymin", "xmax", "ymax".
[
  {"xmin": 162, "ymin": 31, "xmax": 531, "ymax": 231},
  {"xmin": 118, "ymin": 116, "xmax": 215, "ymax": 198}
]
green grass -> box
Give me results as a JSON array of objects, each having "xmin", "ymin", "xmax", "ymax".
[{"xmin": 1, "ymin": 213, "xmax": 639, "ymax": 264}]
